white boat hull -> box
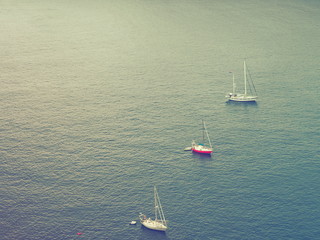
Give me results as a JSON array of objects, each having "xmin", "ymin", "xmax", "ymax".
[
  {"xmin": 184, "ymin": 147, "xmax": 192, "ymax": 151},
  {"xmin": 140, "ymin": 219, "xmax": 167, "ymax": 231},
  {"xmin": 226, "ymin": 94, "xmax": 257, "ymax": 102}
]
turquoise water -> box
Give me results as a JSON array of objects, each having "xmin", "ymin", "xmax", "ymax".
[{"xmin": 0, "ymin": 0, "xmax": 319, "ymax": 239}]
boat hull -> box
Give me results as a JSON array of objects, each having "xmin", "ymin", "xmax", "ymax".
[
  {"xmin": 227, "ymin": 95, "xmax": 257, "ymax": 102},
  {"xmin": 140, "ymin": 219, "xmax": 167, "ymax": 232},
  {"xmin": 229, "ymin": 100, "xmax": 256, "ymax": 102},
  {"xmin": 192, "ymin": 148, "xmax": 212, "ymax": 154},
  {"xmin": 192, "ymin": 144, "xmax": 213, "ymax": 155},
  {"xmin": 228, "ymin": 98, "xmax": 256, "ymax": 102}
]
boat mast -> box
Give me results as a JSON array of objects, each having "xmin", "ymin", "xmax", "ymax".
[
  {"xmin": 202, "ymin": 120, "xmax": 205, "ymax": 144},
  {"xmin": 157, "ymin": 187, "xmax": 166, "ymax": 225},
  {"xmin": 244, "ymin": 60, "xmax": 247, "ymax": 96},
  {"xmin": 203, "ymin": 121, "xmax": 212, "ymax": 148},
  {"xmin": 154, "ymin": 186, "xmax": 167, "ymax": 225},
  {"xmin": 232, "ymin": 73, "xmax": 236, "ymax": 94},
  {"xmin": 154, "ymin": 186, "xmax": 158, "ymax": 220}
]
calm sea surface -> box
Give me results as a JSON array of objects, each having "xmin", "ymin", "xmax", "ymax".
[{"xmin": 0, "ymin": 0, "xmax": 319, "ymax": 239}]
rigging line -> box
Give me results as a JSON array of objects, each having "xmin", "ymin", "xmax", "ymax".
[{"xmin": 247, "ymin": 66, "xmax": 257, "ymax": 94}]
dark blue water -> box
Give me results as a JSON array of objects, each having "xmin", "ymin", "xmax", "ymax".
[{"xmin": 0, "ymin": 0, "xmax": 319, "ymax": 239}]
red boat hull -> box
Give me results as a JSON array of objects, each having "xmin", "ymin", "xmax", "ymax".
[{"xmin": 192, "ymin": 148, "xmax": 212, "ymax": 155}]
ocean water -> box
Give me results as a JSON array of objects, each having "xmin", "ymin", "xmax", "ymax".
[{"xmin": 0, "ymin": 0, "xmax": 319, "ymax": 239}]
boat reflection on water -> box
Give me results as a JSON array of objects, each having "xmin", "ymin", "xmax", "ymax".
[{"xmin": 192, "ymin": 150, "xmax": 212, "ymax": 159}]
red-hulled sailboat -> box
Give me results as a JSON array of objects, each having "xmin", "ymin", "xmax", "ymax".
[{"xmin": 191, "ymin": 121, "xmax": 213, "ymax": 155}]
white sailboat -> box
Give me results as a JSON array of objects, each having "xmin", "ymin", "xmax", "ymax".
[
  {"xmin": 226, "ymin": 60, "xmax": 257, "ymax": 102},
  {"xmin": 191, "ymin": 121, "xmax": 213, "ymax": 155},
  {"xmin": 139, "ymin": 186, "xmax": 168, "ymax": 232}
]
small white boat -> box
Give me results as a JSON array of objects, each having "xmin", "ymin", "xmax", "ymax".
[
  {"xmin": 226, "ymin": 60, "xmax": 257, "ymax": 102},
  {"xmin": 139, "ymin": 186, "xmax": 168, "ymax": 232},
  {"xmin": 130, "ymin": 221, "xmax": 137, "ymax": 225},
  {"xmin": 184, "ymin": 147, "xmax": 192, "ymax": 151}
]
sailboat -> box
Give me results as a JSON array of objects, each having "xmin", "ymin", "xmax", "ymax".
[
  {"xmin": 139, "ymin": 186, "xmax": 168, "ymax": 232},
  {"xmin": 226, "ymin": 60, "xmax": 257, "ymax": 102},
  {"xmin": 191, "ymin": 121, "xmax": 213, "ymax": 155}
]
